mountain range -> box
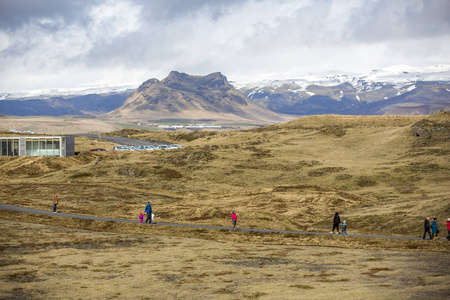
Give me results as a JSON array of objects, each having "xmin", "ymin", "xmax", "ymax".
[
  {"xmin": 237, "ymin": 65, "xmax": 450, "ymax": 115},
  {"xmin": 0, "ymin": 65, "xmax": 449, "ymax": 119}
]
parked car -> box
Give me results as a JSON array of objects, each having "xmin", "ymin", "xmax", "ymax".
[
  {"xmin": 113, "ymin": 145, "xmax": 130, "ymax": 151},
  {"xmin": 143, "ymin": 145, "xmax": 157, "ymax": 150},
  {"xmin": 90, "ymin": 148, "xmax": 108, "ymax": 152},
  {"xmin": 168, "ymin": 144, "xmax": 184, "ymax": 149},
  {"xmin": 157, "ymin": 145, "xmax": 170, "ymax": 150}
]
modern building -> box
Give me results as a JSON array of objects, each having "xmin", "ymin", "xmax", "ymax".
[{"xmin": 0, "ymin": 136, "xmax": 75, "ymax": 157}]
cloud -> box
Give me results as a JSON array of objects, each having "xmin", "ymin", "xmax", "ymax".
[{"xmin": 0, "ymin": 0, "xmax": 449, "ymax": 92}]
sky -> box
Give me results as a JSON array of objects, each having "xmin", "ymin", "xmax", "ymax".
[{"xmin": 0, "ymin": 0, "xmax": 449, "ymax": 92}]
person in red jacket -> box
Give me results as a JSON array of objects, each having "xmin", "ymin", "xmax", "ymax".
[
  {"xmin": 232, "ymin": 210, "xmax": 237, "ymax": 230},
  {"xmin": 447, "ymin": 218, "xmax": 450, "ymax": 241}
]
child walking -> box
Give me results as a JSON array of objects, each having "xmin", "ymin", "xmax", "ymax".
[
  {"xmin": 342, "ymin": 220, "xmax": 347, "ymax": 235},
  {"xmin": 139, "ymin": 213, "xmax": 144, "ymax": 224},
  {"xmin": 232, "ymin": 210, "xmax": 237, "ymax": 230}
]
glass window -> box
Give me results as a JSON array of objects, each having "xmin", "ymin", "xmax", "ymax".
[
  {"xmin": 1, "ymin": 140, "xmax": 6, "ymax": 156},
  {"xmin": 46, "ymin": 139, "xmax": 53, "ymax": 156},
  {"xmin": 7, "ymin": 140, "xmax": 13, "ymax": 156},
  {"xmin": 13, "ymin": 139, "xmax": 19, "ymax": 156},
  {"xmin": 32, "ymin": 140, "xmax": 39, "ymax": 156},
  {"xmin": 26, "ymin": 139, "xmax": 32, "ymax": 156},
  {"xmin": 53, "ymin": 138, "xmax": 60, "ymax": 156},
  {"xmin": 39, "ymin": 140, "xmax": 45, "ymax": 156}
]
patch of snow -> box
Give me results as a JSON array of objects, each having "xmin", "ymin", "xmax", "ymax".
[
  {"xmin": 1, "ymin": 82, "xmax": 140, "ymax": 100},
  {"xmin": 406, "ymin": 85, "xmax": 416, "ymax": 92},
  {"xmin": 236, "ymin": 64, "xmax": 450, "ymax": 93}
]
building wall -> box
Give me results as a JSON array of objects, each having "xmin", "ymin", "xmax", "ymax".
[
  {"xmin": 0, "ymin": 136, "xmax": 75, "ymax": 157},
  {"xmin": 65, "ymin": 136, "xmax": 75, "ymax": 157}
]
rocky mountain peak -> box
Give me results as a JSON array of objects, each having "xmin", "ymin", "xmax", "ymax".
[
  {"xmin": 137, "ymin": 78, "xmax": 160, "ymax": 93},
  {"xmin": 106, "ymin": 71, "xmax": 288, "ymax": 123}
]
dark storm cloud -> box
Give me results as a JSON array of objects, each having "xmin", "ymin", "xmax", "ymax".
[
  {"xmin": 0, "ymin": 0, "xmax": 448, "ymax": 92},
  {"xmin": 136, "ymin": 0, "xmax": 242, "ymax": 21},
  {"xmin": 347, "ymin": 0, "xmax": 450, "ymax": 42},
  {"xmin": 0, "ymin": 0, "xmax": 84, "ymax": 29}
]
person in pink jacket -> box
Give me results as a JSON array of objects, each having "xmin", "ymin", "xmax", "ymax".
[
  {"xmin": 139, "ymin": 213, "xmax": 144, "ymax": 224},
  {"xmin": 232, "ymin": 210, "xmax": 237, "ymax": 229},
  {"xmin": 447, "ymin": 218, "xmax": 450, "ymax": 241}
]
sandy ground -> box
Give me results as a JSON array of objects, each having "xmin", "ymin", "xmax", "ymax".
[
  {"xmin": 0, "ymin": 217, "xmax": 449, "ymax": 300},
  {"xmin": 0, "ymin": 116, "xmax": 122, "ymax": 134}
]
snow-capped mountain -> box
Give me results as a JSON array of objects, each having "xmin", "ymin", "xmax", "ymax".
[
  {"xmin": 1, "ymin": 65, "xmax": 449, "ymax": 117},
  {"xmin": 237, "ymin": 65, "xmax": 450, "ymax": 116},
  {"xmin": 236, "ymin": 65, "xmax": 450, "ymax": 92},
  {"xmin": 0, "ymin": 82, "xmax": 140, "ymax": 101}
]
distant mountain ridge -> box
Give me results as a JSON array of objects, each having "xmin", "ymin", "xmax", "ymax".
[
  {"xmin": 0, "ymin": 93, "xmax": 130, "ymax": 116},
  {"xmin": 0, "ymin": 65, "xmax": 449, "ymax": 117},
  {"xmin": 106, "ymin": 71, "xmax": 289, "ymax": 123},
  {"xmin": 237, "ymin": 65, "xmax": 450, "ymax": 115}
]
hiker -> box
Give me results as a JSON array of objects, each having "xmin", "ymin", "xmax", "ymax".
[
  {"xmin": 446, "ymin": 218, "xmax": 450, "ymax": 241},
  {"xmin": 431, "ymin": 218, "xmax": 439, "ymax": 240},
  {"xmin": 232, "ymin": 210, "xmax": 237, "ymax": 229},
  {"xmin": 423, "ymin": 217, "xmax": 432, "ymax": 240},
  {"xmin": 330, "ymin": 212, "xmax": 341, "ymax": 234},
  {"xmin": 144, "ymin": 202, "xmax": 152, "ymax": 223},
  {"xmin": 53, "ymin": 193, "xmax": 58, "ymax": 213},
  {"xmin": 342, "ymin": 220, "xmax": 347, "ymax": 235},
  {"xmin": 139, "ymin": 213, "xmax": 144, "ymax": 224}
]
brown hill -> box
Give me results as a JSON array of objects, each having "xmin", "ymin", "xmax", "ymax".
[{"xmin": 106, "ymin": 71, "xmax": 293, "ymax": 123}]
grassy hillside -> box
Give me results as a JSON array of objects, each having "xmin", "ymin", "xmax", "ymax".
[
  {"xmin": 1, "ymin": 112, "xmax": 449, "ymax": 238},
  {"xmin": 1, "ymin": 112, "xmax": 449, "ymax": 299}
]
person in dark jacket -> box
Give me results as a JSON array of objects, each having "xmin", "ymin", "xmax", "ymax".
[
  {"xmin": 330, "ymin": 212, "xmax": 341, "ymax": 234},
  {"xmin": 431, "ymin": 218, "xmax": 439, "ymax": 240},
  {"xmin": 144, "ymin": 202, "xmax": 152, "ymax": 224},
  {"xmin": 423, "ymin": 217, "xmax": 432, "ymax": 240}
]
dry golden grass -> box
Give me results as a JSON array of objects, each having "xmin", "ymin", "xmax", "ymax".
[
  {"xmin": 1, "ymin": 113, "xmax": 449, "ymax": 298},
  {"xmin": 0, "ymin": 116, "xmax": 123, "ymax": 134},
  {"xmin": 0, "ymin": 214, "xmax": 449, "ymax": 299},
  {"xmin": 1, "ymin": 113, "xmax": 449, "ymax": 235}
]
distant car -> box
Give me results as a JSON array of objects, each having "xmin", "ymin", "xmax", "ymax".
[
  {"xmin": 168, "ymin": 144, "xmax": 184, "ymax": 149},
  {"xmin": 113, "ymin": 145, "xmax": 130, "ymax": 151},
  {"xmin": 143, "ymin": 145, "xmax": 157, "ymax": 150},
  {"xmin": 90, "ymin": 148, "xmax": 108, "ymax": 152},
  {"xmin": 157, "ymin": 145, "xmax": 170, "ymax": 150}
]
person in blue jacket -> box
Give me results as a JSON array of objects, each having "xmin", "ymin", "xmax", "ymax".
[
  {"xmin": 431, "ymin": 218, "xmax": 439, "ymax": 240},
  {"xmin": 144, "ymin": 202, "xmax": 152, "ymax": 224}
]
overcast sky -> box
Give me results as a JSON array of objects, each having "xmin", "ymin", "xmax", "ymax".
[{"xmin": 0, "ymin": 0, "xmax": 449, "ymax": 92}]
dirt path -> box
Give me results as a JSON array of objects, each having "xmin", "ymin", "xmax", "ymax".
[{"xmin": 1, "ymin": 203, "xmax": 443, "ymax": 241}]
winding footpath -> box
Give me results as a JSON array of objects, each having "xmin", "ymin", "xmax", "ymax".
[{"xmin": 0, "ymin": 203, "xmax": 443, "ymax": 241}]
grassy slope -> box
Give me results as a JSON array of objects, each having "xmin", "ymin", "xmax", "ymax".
[
  {"xmin": 0, "ymin": 114, "xmax": 449, "ymax": 239},
  {"xmin": 1, "ymin": 113, "xmax": 449, "ymax": 299}
]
